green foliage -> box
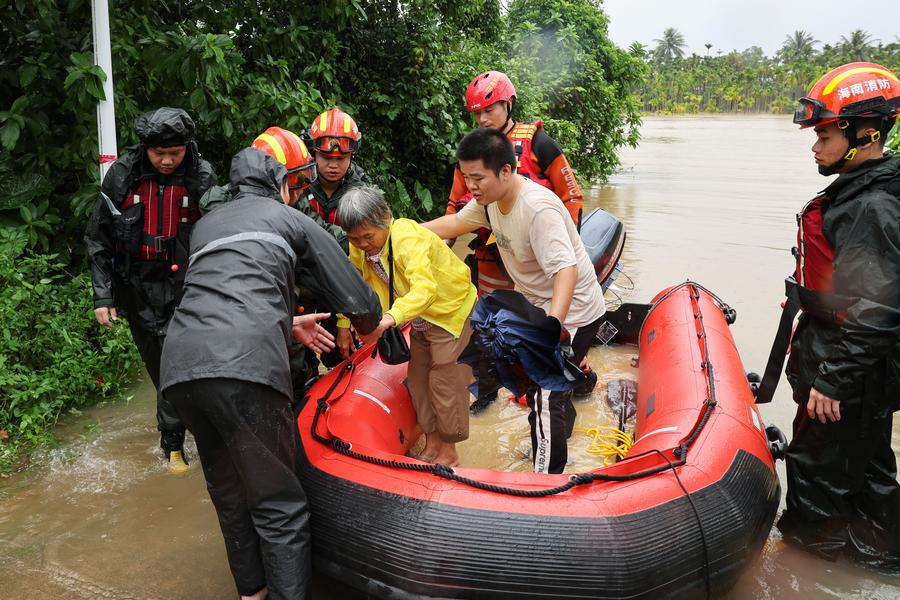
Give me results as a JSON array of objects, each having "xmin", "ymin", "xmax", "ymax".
[
  {"xmin": 1, "ymin": 0, "xmax": 640, "ymax": 243},
  {"xmin": 0, "ymin": 252, "xmax": 141, "ymax": 471},
  {"xmin": 640, "ymin": 29, "xmax": 899, "ymax": 115},
  {"xmin": 888, "ymin": 120, "xmax": 900, "ymax": 154},
  {"xmin": 504, "ymin": 0, "xmax": 644, "ymax": 189},
  {"xmin": 652, "ymin": 28, "xmax": 687, "ymax": 61}
]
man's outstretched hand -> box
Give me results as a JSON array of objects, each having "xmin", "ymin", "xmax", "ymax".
[{"xmin": 292, "ymin": 313, "xmax": 335, "ymax": 354}]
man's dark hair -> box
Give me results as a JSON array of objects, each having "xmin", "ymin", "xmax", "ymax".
[{"xmin": 456, "ymin": 128, "xmax": 516, "ymax": 176}]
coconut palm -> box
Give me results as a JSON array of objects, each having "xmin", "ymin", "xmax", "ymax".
[
  {"xmin": 628, "ymin": 41, "xmax": 648, "ymax": 59},
  {"xmin": 653, "ymin": 28, "xmax": 687, "ymax": 60},
  {"xmin": 840, "ymin": 29, "xmax": 876, "ymax": 61},
  {"xmin": 778, "ymin": 30, "xmax": 818, "ymax": 63}
]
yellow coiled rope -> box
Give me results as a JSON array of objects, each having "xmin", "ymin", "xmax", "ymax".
[{"xmin": 575, "ymin": 425, "xmax": 634, "ymax": 466}]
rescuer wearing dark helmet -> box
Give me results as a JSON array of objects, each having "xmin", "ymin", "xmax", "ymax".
[
  {"xmin": 84, "ymin": 107, "xmax": 216, "ymax": 474},
  {"xmin": 763, "ymin": 62, "xmax": 900, "ymax": 571}
]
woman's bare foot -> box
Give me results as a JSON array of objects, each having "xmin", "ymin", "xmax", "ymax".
[
  {"xmin": 418, "ymin": 433, "xmax": 442, "ymax": 463},
  {"xmin": 432, "ymin": 442, "xmax": 459, "ymax": 467},
  {"xmin": 241, "ymin": 586, "xmax": 268, "ymax": 600}
]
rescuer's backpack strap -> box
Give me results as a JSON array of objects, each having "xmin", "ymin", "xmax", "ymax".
[{"xmin": 756, "ymin": 277, "xmax": 802, "ymax": 404}]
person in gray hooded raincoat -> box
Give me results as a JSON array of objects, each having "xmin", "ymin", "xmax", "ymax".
[{"xmin": 159, "ymin": 147, "xmax": 381, "ymax": 600}]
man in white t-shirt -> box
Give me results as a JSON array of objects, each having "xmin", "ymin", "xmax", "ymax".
[{"xmin": 424, "ymin": 128, "xmax": 605, "ymax": 473}]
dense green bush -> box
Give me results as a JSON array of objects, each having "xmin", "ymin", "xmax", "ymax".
[
  {"xmin": 1, "ymin": 0, "xmax": 641, "ymax": 241},
  {"xmin": 0, "ymin": 250, "xmax": 141, "ymax": 472}
]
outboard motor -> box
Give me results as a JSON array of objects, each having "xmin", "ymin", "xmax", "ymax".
[{"xmin": 580, "ymin": 208, "xmax": 626, "ymax": 292}]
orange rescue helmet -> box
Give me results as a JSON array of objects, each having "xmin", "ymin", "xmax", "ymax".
[
  {"xmin": 307, "ymin": 107, "xmax": 362, "ymax": 156},
  {"xmin": 794, "ymin": 62, "xmax": 900, "ymax": 129},
  {"xmin": 252, "ymin": 127, "xmax": 316, "ymax": 191}
]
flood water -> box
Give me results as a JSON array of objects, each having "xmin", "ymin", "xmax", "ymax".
[{"xmin": 2, "ymin": 115, "xmax": 898, "ymax": 598}]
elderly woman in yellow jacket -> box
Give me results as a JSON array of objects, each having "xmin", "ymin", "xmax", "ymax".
[{"xmin": 337, "ymin": 186, "xmax": 477, "ymax": 466}]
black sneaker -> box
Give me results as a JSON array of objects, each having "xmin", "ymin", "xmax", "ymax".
[
  {"xmin": 572, "ymin": 369, "xmax": 598, "ymax": 400},
  {"xmin": 470, "ymin": 391, "xmax": 498, "ymax": 415}
]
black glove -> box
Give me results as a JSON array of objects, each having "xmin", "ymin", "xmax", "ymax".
[{"xmin": 545, "ymin": 315, "xmax": 573, "ymax": 357}]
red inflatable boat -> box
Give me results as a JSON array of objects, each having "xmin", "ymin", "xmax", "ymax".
[{"xmin": 296, "ymin": 282, "xmax": 781, "ymax": 599}]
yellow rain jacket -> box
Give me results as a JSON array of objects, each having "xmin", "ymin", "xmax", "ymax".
[{"xmin": 338, "ymin": 218, "xmax": 476, "ymax": 337}]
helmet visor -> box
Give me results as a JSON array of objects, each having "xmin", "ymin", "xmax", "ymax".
[
  {"xmin": 287, "ymin": 162, "xmax": 317, "ymax": 191},
  {"xmin": 312, "ymin": 135, "xmax": 359, "ymax": 154},
  {"xmin": 793, "ymin": 97, "xmax": 826, "ymax": 127}
]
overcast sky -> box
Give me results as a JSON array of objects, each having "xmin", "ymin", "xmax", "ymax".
[{"xmin": 602, "ymin": 0, "xmax": 899, "ymax": 57}]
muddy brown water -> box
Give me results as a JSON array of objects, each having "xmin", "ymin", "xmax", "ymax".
[{"xmin": 2, "ymin": 115, "xmax": 898, "ymax": 598}]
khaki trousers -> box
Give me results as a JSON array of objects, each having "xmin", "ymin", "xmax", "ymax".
[{"xmin": 406, "ymin": 319, "xmax": 473, "ymax": 443}]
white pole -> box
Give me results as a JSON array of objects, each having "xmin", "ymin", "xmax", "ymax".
[{"xmin": 92, "ymin": 0, "xmax": 117, "ymax": 181}]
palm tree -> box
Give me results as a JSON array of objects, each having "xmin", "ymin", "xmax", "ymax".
[
  {"xmin": 628, "ymin": 41, "xmax": 648, "ymax": 60},
  {"xmin": 840, "ymin": 29, "xmax": 876, "ymax": 61},
  {"xmin": 778, "ymin": 30, "xmax": 818, "ymax": 63},
  {"xmin": 653, "ymin": 28, "xmax": 687, "ymax": 60}
]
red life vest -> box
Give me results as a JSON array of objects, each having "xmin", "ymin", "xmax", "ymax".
[
  {"xmin": 472, "ymin": 243, "xmax": 515, "ymax": 296},
  {"xmin": 306, "ymin": 192, "xmax": 340, "ymax": 225},
  {"xmin": 120, "ymin": 179, "xmax": 198, "ymax": 261},
  {"xmin": 795, "ymin": 195, "xmax": 835, "ymax": 292},
  {"xmin": 509, "ymin": 120, "xmax": 553, "ymax": 191}
]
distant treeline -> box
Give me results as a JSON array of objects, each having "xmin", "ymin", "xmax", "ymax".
[{"xmin": 637, "ymin": 29, "xmax": 900, "ymax": 116}]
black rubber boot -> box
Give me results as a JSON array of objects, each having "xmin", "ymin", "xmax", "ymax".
[{"xmin": 469, "ymin": 390, "xmax": 498, "ymax": 415}]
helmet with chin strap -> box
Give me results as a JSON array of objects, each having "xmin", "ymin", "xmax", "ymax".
[{"xmin": 794, "ymin": 62, "xmax": 900, "ymax": 175}]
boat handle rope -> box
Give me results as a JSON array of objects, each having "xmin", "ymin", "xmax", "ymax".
[{"xmin": 307, "ymin": 283, "xmax": 717, "ymax": 598}]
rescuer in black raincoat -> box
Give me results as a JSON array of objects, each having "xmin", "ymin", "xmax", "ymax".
[
  {"xmin": 84, "ymin": 107, "xmax": 216, "ymax": 472},
  {"xmin": 159, "ymin": 147, "xmax": 381, "ymax": 600},
  {"xmin": 773, "ymin": 62, "xmax": 900, "ymax": 573}
]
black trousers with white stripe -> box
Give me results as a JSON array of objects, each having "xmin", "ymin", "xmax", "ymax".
[{"xmin": 527, "ymin": 316, "xmax": 604, "ymax": 474}]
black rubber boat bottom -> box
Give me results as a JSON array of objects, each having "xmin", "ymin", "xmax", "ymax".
[{"xmin": 298, "ymin": 449, "xmax": 780, "ymax": 600}]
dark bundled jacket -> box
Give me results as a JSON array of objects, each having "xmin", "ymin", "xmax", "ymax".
[
  {"xmin": 787, "ymin": 155, "xmax": 900, "ymax": 409},
  {"xmin": 159, "ymin": 148, "xmax": 381, "ymax": 398},
  {"xmin": 460, "ymin": 289, "xmax": 586, "ymax": 397},
  {"xmin": 84, "ymin": 108, "xmax": 216, "ymax": 332}
]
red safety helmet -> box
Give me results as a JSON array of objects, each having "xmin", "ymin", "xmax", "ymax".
[
  {"xmin": 465, "ymin": 71, "xmax": 516, "ymax": 112},
  {"xmin": 307, "ymin": 108, "xmax": 362, "ymax": 156},
  {"xmin": 794, "ymin": 62, "xmax": 900, "ymax": 129},
  {"xmin": 252, "ymin": 127, "xmax": 316, "ymax": 190}
]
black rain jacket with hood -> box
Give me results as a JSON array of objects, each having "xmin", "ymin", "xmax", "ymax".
[
  {"xmin": 84, "ymin": 107, "xmax": 217, "ymax": 333},
  {"xmin": 786, "ymin": 154, "xmax": 900, "ymax": 409}
]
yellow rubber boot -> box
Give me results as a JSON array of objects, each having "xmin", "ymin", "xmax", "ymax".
[{"xmin": 167, "ymin": 450, "xmax": 190, "ymax": 475}]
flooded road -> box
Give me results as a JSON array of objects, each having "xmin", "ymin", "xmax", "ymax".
[{"xmin": 2, "ymin": 115, "xmax": 898, "ymax": 598}]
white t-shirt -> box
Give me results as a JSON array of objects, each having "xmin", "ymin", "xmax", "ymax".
[{"xmin": 457, "ymin": 178, "xmax": 605, "ymax": 329}]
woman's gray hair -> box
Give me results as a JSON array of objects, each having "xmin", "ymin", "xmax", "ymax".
[{"xmin": 338, "ymin": 186, "xmax": 393, "ymax": 231}]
